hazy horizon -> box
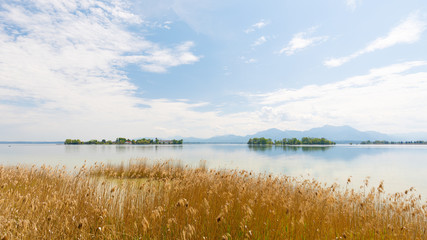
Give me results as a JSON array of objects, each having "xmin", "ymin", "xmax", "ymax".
[
  {"xmin": 2, "ymin": 124, "xmax": 427, "ymax": 142},
  {"xmin": 2, "ymin": 1, "xmax": 427, "ymax": 141}
]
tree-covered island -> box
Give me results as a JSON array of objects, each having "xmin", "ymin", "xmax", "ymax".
[
  {"xmin": 248, "ymin": 137, "xmax": 335, "ymax": 145},
  {"xmin": 64, "ymin": 138, "xmax": 183, "ymax": 145}
]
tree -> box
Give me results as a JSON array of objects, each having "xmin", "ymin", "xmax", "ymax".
[
  {"xmin": 247, "ymin": 137, "xmax": 273, "ymax": 145},
  {"xmin": 64, "ymin": 139, "xmax": 82, "ymax": 144}
]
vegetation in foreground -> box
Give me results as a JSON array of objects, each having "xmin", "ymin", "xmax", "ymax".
[
  {"xmin": 248, "ymin": 137, "xmax": 336, "ymax": 145},
  {"xmin": 0, "ymin": 161, "xmax": 426, "ymax": 239}
]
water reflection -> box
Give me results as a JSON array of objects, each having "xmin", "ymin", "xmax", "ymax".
[
  {"xmin": 248, "ymin": 145, "xmax": 333, "ymax": 152},
  {"xmin": 248, "ymin": 145, "xmax": 273, "ymax": 152},
  {"xmin": 1, "ymin": 144, "xmax": 427, "ymax": 198},
  {"xmin": 286, "ymin": 146, "xmax": 331, "ymax": 152},
  {"xmin": 115, "ymin": 145, "xmax": 130, "ymax": 152},
  {"xmin": 247, "ymin": 144, "xmax": 401, "ymax": 161},
  {"xmin": 65, "ymin": 145, "xmax": 81, "ymax": 153}
]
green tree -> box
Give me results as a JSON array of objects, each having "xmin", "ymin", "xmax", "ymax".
[{"xmin": 247, "ymin": 137, "xmax": 273, "ymax": 145}]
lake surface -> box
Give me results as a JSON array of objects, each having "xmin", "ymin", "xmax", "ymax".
[{"xmin": 1, "ymin": 143, "xmax": 427, "ymax": 198}]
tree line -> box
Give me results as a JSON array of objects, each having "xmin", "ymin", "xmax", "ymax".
[
  {"xmin": 248, "ymin": 137, "xmax": 335, "ymax": 145},
  {"xmin": 64, "ymin": 138, "xmax": 183, "ymax": 145},
  {"xmin": 360, "ymin": 140, "xmax": 427, "ymax": 145}
]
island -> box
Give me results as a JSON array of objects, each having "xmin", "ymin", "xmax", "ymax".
[
  {"xmin": 248, "ymin": 137, "xmax": 335, "ymax": 145},
  {"xmin": 64, "ymin": 138, "xmax": 183, "ymax": 145}
]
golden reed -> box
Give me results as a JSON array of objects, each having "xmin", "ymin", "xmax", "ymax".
[{"xmin": 0, "ymin": 160, "xmax": 425, "ymax": 239}]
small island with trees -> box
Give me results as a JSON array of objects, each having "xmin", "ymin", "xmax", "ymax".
[
  {"xmin": 64, "ymin": 138, "xmax": 183, "ymax": 145},
  {"xmin": 248, "ymin": 137, "xmax": 335, "ymax": 145}
]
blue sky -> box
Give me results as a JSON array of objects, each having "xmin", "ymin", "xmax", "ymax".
[{"xmin": 1, "ymin": 0, "xmax": 427, "ymax": 140}]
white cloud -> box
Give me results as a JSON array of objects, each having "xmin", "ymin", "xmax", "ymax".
[
  {"xmin": 251, "ymin": 36, "xmax": 267, "ymax": 47},
  {"xmin": 240, "ymin": 56, "xmax": 257, "ymax": 64},
  {"xmin": 163, "ymin": 21, "xmax": 173, "ymax": 29},
  {"xmin": 346, "ymin": 0, "xmax": 361, "ymax": 10},
  {"xmin": 0, "ymin": 0, "xmax": 207, "ymax": 140},
  {"xmin": 138, "ymin": 41, "xmax": 200, "ymax": 73},
  {"xmin": 245, "ymin": 61, "xmax": 427, "ymax": 133},
  {"xmin": 325, "ymin": 12, "xmax": 427, "ymax": 67},
  {"xmin": 279, "ymin": 27, "xmax": 328, "ymax": 55},
  {"xmin": 245, "ymin": 19, "xmax": 269, "ymax": 33},
  {"xmin": 147, "ymin": 20, "xmax": 173, "ymax": 30},
  {"xmin": 245, "ymin": 58, "xmax": 257, "ymax": 64},
  {"xmin": 1, "ymin": 1, "xmax": 200, "ymax": 73}
]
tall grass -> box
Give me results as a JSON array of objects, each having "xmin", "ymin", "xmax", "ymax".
[{"xmin": 0, "ymin": 160, "xmax": 426, "ymax": 239}]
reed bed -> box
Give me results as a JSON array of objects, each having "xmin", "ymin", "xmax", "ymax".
[{"xmin": 0, "ymin": 160, "xmax": 426, "ymax": 239}]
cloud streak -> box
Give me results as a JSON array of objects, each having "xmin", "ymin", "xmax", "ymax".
[
  {"xmin": 279, "ymin": 27, "xmax": 328, "ymax": 55},
  {"xmin": 251, "ymin": 36, "xmax": 267, "ymax": 47},
  {"xmin": 325, "ymin": 12, "xmax": 427, "ymax": 67},
  {"xmin": 245, "ymin": 19, "xmax": 269, "ymax": 33}
]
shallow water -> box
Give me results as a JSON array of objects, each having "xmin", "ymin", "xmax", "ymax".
[{"xmin": 1, "ymin": 143, "xmax": 426, "ymax": 199}]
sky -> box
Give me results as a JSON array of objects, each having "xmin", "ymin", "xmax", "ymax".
[{"xmin": 1, "ymin": 0, "xmax": 427, "ymax": 141}]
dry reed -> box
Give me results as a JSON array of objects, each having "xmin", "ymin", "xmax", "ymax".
[{"xmin": 0, "ymin": 159, "xmax": 426, "ymax": 239}]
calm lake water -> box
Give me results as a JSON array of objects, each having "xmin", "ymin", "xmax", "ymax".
[{"xmin": 1, "ymin": 143, "xmax": 427, "ymax": 198}]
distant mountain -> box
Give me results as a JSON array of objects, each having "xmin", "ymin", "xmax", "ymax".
[
  {"xmin": 181, "ymin": 125, "xmax": 411, "ymax": 143},
  {"xmin": 182, "ymin": 135, "xmax": 247, "ymax": 143},
  {"xmin": 302, "ymin": 125, "xmax": 392, "ymax": 142},
  {"xmin": 250, "ymin": 128, "xmax": 292, "ymax": 140}
]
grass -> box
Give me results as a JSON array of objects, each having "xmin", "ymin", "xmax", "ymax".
[{"xmin": 0, "ymin": 159, "xmax": 426, "ymax": 239}]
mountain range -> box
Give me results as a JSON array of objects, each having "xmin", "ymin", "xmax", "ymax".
[{"xmin": 180, "ymin": 125, "xmax": 427, "ymax": 143}]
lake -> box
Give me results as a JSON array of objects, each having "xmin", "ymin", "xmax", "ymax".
[{"xmin": 1, "ymin": 143, "xmax": 427, "ymax": 198}]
